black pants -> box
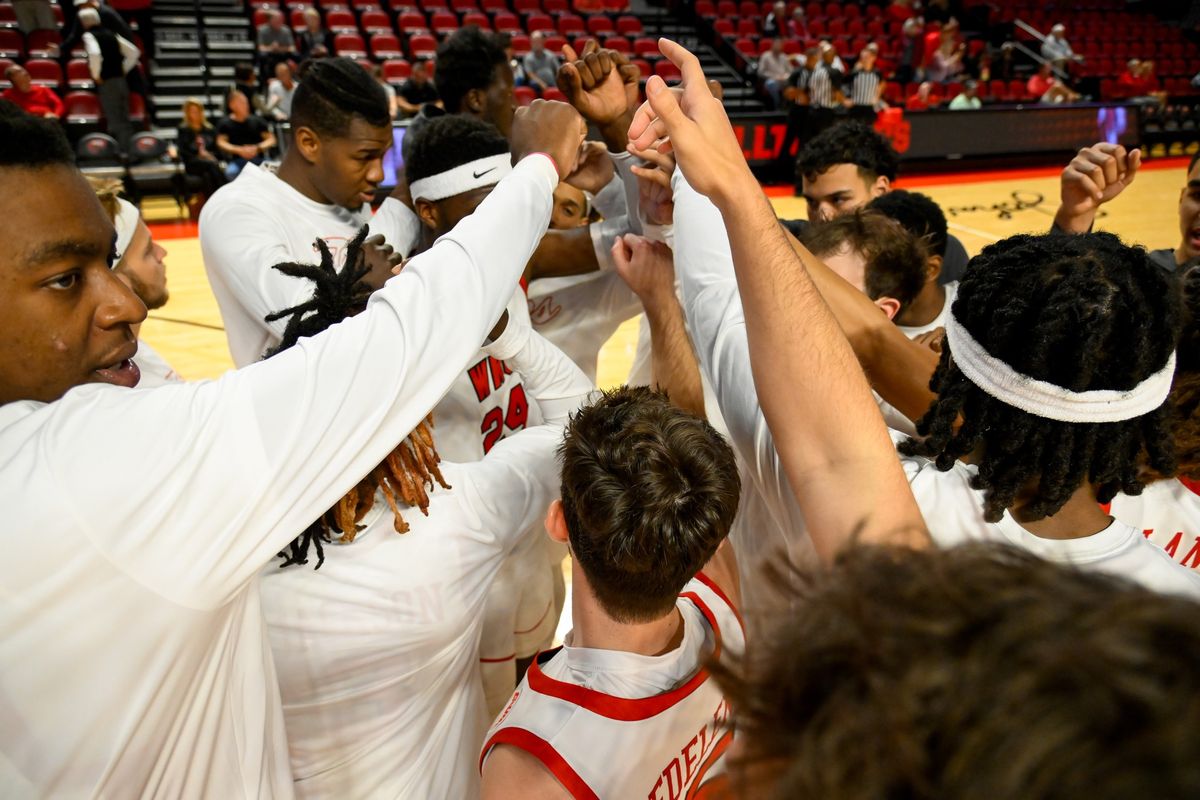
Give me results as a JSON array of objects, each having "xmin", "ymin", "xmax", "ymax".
[
  {"xmin": 184, "ymin": 157, "xmax": 227, "ymax": 198},
  {"xmin": 99, "ymin": 76, "xmax": 133, "ymax": 154}
]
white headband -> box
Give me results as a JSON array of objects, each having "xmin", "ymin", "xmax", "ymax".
[
  {"xmin": 409, "ymin": 153, "xmax": 511, "ymax": 202},
  {"xmin": 113, "ymin": 197, "xmax": 140, "ymax": 263},
  {"xmin": 944, "ymin": 312, "xmax": 1176, "ymax": 423}
]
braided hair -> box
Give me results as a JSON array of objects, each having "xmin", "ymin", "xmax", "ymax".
[
  {"xmin": 900, "ymin": 232, "xmax": 1180, "ymax": 522},
  {"xmin": 265, "ymin": 226, "xmax": 450, "ymax": 569},
  {"xmin": 290, "ymin": 57, "xmax": 391, "ymax": 138}
]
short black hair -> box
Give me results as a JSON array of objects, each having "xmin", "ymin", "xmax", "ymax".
[
  {"xmin": 291, "ymin": 57, "xmax": 391, "ymax": 138},
  {"xmin": 0, "ymin": 102, "xmax": 74, "ymax": 167},
  {"xmin": 797, "ymin": 121, "xmax": 900, "ymax": 184},
  {"xmin": 234, "ymin": 61, "xmax": 256, "ymax": 83},
  {"xmin": 802, "ymin": 210, "xmax": 928, "ymax": 313},
  {"xmin": 868, "ymin": 189, "xmax": 949, "ymax": 258},
  {"xmin": 902, "ymin": 232, "xmax": 1180, "ymax": 522},
  {"xmin": 559, "ymin": 386, "xmax": 741, "ymax": 622},
  {"xmin": 404, "ymin": 114, "xmax": 508, "ymax": 186},
  {"xmin": 434, "ymin": 26, "xmax": 507, "ymax": 114}
]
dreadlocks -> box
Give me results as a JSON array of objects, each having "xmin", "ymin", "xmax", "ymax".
[
  {"xmin": 265, "ymin": 226, "xmax": 450, "ymax": 568},
  {"xmin": 901, "ymin": 232, "xmax": 1180, "ymax": 522}
]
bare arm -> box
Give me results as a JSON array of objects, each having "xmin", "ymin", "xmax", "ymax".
[
  {"xmin": 258, "ymin": 128, "xmax": 278, "ymax": 153},
  {"xmin": 215, "ymin": 133, "xmax": 240, "ymax": 156},
  {"xmin": 629, "ymin": 41, "xmax": 927, "ymax": 557},
  {"xmin": 1052, "ymin": 142, "xmax": 1141, "ymax": 234}
]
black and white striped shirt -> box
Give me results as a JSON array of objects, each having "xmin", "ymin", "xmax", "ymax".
[
  {"xmin": 808, "ymin": 65, "xmax": 841, "ymax": 108},
  {"xmin": 848, "ymin": 68, "xmax": 883, "ymax": 107}
]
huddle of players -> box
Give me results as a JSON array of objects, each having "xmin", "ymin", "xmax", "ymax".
[{"xmin": 2, "ymin": 23, "xmax": 1200, "ymax": 800}]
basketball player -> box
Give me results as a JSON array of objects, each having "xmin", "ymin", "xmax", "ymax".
[
  {"xmin": 0, "ymin": 100, "xmax": 584, "ymax": 794},
  {"xmin": 88, "ymin": 178, "xmax": 181, "ymax": 386},
  {"xmin": 201, "ymin": 57, "xmax": 418, "ymax": 366},
  {"xmin": 480, "ymin": 386, "xmax": 743, "ymax": 799},
  {"xmin": 257, "ymin": 234, "xmax": 594, "ymax": 798},
  {"xmin": 787, "ymin": 121, "xmax": 969, "ymax": 283},
  {"xmin": 640, "ymin": 39, "xmax": 1200, "ymax": 596}
]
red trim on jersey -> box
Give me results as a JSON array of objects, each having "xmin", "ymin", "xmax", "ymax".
[
  {"xmin": 1181, "ymin": 476, "xmax": 1200, "ymax": 498},
  {"xmin": 519, "ymin": 276, "xmax": 529, "ymax": 296},
  {"xmin": 480, "ymin": 653, "xmax": 516, "ymax": 663},
  {"xmin": 480, "ymin": 728, "xmax": 599, "ymax": 800},
  {"xmin": 694, "ymin": 571, "xmax": 744, "ymax": 632},
  {"xmin": 514, "ymin": 598, "xmax": 553, "ymax": 635},
  {"xmin": 523, "ymin": 591, "xmax": 722, "ymax": 721},
  {"xmin": 685, "ymin": 729, "xmax": 734, "ymax": 800}
]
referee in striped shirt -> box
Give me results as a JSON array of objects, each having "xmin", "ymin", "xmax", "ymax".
[
  {"xmin": 846, "ymin": 44, "xmax": 886, "ymax": 122},
  {"xmin": 807, "ymin": 42, "xmax": 843, "ymax": 138}
]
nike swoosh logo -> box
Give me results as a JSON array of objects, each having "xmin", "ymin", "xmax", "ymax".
[{"xmin": 473, "ymin": 167, "xmax": 497, "ymax": 179}]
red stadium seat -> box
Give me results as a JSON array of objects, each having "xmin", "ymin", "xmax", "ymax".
[
  {"xmin": 514, "ymin": 85, "xmax": 536, "ymax": 105},
  {"xmin": 494, "ymin": 12, "xmax": 522, "ymax": 32},
  {"xmin": 712, "ymin": 19, "xmax": 734, "ymax": 36},
  {"xmin": 481, "ymin": 0, "xmax": 508, "ymax": 10},
  {"xmin": 544, "ymin": 0, "xmax": 569, "ymax": 13},
  {"xmin": 846, "ymin": 18, "xmax": 864, "ymax": 35},
  {"xmin": 1008, "ymin": 79, "xmax": 1028, "ymax": 101},
  {"xmin": 397, "ymin": 11, "xmax": 428, "ymax": 33},
  {"xmin": 382, "ymin": 58, "xmax": 412, "ymax": 84},
  {"xmin": 408, "ymin": 33, "xmax": 437, "ymax": 57},
  {"xmin": 526, "ymin": 13, "xmax": 554, "ymax": 32},
  {"xmin": 451, "ymin": 0, "xmax": 480, "ymax": 10},
  {"xmin": 736, "ymin": 18, "xmax": 758, "ymax": 36},
  {"xmin": 25, "ymin": 30, "xmax": 60, "ymax": 58},
  {"xmin": 602, "ymin": 0, "xmax": 629, "ymax": 11},
  {"xmin": 716, "ymin": 0, "xmax": 736, "ymax": 17},
  {"xmin": 603, "ymin": 36, "xmax": 630, "ymax": 53},
  {"xmin": 509, "ymin": 33, "xmax": 531, "ymax": 54},
  {"xmin": 543, "ymin": 87, "xmax": 566, "ymax": 101},
  {"xmin": 289, "ymin": 9, "xmax": 311, "ymax": 29},
  {"xmin": 512, "ymin": 0, "xmax": 540, "ymax": 12},
  {"xmin": 989, "ymin": 79, "xmax": 1009, "ymax": 101},
  {"xmin": 654, "ymin": 60, "xmax": 682, "ymax": 82},
  {"xmin": 757, "ymin": 39, "xmax": 773, "ymax": 54},
  {"xmin": 843, "ymin": 3, "xmax": 859, "ymax": 18},
  {"xmin": 0, "ymin": 5, "xmax": 17, "ymax": 30},
  {"xmin": 733, "ymin": 36, "xmax": 755, "ymax": 56},
  {"xmin": 570, "ymin": 35, "xmax": 590, "ymax": 53},
  {"xmin": 361, "ymin": 10, "xmax": 393, "ymax": 32},
  {"xmin": 633, "ymin": 36, "xmax": 659, "ymax": 57},
  {"xmin": 462, "ymin": 11, "xmax": 490, "ymax": 28},
  {"xmin": 544, "ymin": 34, "xmax": 566, "ymax": 51},
  {"xmin": 695, "ymin": 0, "xmax": 716, "ymax": 18},
  {"xmin": 558, "ymin": 14, "xmax": 585, "ymax": 35},
  {"xmin": 616, "ymin": 16, "xmax": 642, "ymax": 35},
  {"xmin": 738, "ymin": 1, "xmax": 759, "ymax": 17},
  {"xmin": 24, "ymin": 58, "xmax": 62, "ymax": 88},
  {"xmin": 334, "ymin": 32, "xmax": 368, "ymax": 57},
  {"xmin": 632, "ymin": 57, "xmax": 651, "ymax": 78},
  {"xmin": 371, "ymin": 33, "xmax": 403, "ymax": 58},
  {"xmin": 586, "ymin": 15, "xmax": 613, "ymax": 35},
  {"xmin": 0, "ymin": 30, "xmax": 25, "ymax": 58},
  {"xmin": 823, "ymin": 1, "xmax": 840, "ymax": 16},
  {"xmin": 325, "ymin": 9, "xmax": 357, "ymax": 31},
  {"xmin": 64, "ymin": 91, "xmax": 102, "ymax": 123},
  {"xmin": 67, "ymin": 59, "xmax": 95, "ymax": 90},
  {"xmin": 253, "ymin": 8, "xmax": 273, "ymax": 26},
  {"xmin": 0, "ymin": 57, "xmax": 12, "ymax": 88},
  {"xmin": 430, "ymin": 11, "xmax": 458, "ymax": 33},
  {"xmin": 826, "ymin": 18, "xmax": 845, "ymax": 35}
]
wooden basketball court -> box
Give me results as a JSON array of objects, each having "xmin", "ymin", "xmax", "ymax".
[{"xmin": 141, "ymin": 157, "xmax": 1189, "ymax": 387}]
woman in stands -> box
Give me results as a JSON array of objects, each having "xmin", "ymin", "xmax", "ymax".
[{"xmin": 175, "ymin": 97, "xmax": 226, "ymax": 216}]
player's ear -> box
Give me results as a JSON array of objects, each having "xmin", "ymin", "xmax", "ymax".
[
  {"xmin": 871, "ymin": 174, "xmax": 890, "ymax": 197},
  {"xmin": 925, "ymin": 254, "xmax": 943, "ymax": 284},
  {"xmin": 874, "ymin": 296, "xmax": 901, "ymax": 321},
  {"xmin": 414, "ymin": 198, "xmax": 440, "ymax": 231},
  {"xmin": 464, "ymin": 87, "xmax": 486, "ymax": 115},
  {"xmin": 292, "ymin": 125, "xmax": 321, "ymax": 164},
  {"xmin": 545, "ymin": 500, "xmax": 570, "ymax": 544}
]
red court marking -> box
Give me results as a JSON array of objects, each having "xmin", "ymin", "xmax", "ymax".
[
  {"xmin": 764, "ymin": 156, "xmax": 1191, "ymax": 195},
  {"xmin": 147, "ymin": 221, "xmax": 199, "ymax": 240}
]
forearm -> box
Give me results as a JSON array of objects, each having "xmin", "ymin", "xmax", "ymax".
[
  {"xmin": 709, "ymin": 172, "xmax": 928, "ymax": 555},
  {"xmin": 259, "ymin": 132, "xmax": 278, "ymax": 151},
  {"xmin": 1052, "ymin": 204, "xmax": 1096, "ymax": 234},
  {"xmin": 609, "ymin": 150, "xmax": 643, "ymax": 235},
  {"xmin": 643, "ymin": 287, "xmax": 705, "ymax": 417}
]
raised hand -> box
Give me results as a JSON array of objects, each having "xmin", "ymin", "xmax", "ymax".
[
  {"xmin": 1054, "ymin": 142, "xmax": 1141, "ymax": 233},
  {"xmin": 565, "ymin": 140, "xmax": 616, "ymax": 195},
  {"xmin": 628, "ymin": 145, "xmax": 676, "ymax": 226},
  {"xmin": 627, "ymin": 39, "xmax": 748, "ymax": 202},
  {"xmin": 359, "ymin": 233, "xmax": 404, "ymax": 290},
  {"xmin": 557, "ymin": 40, "xmax": 640, "ymax": 149},
  {"xmin": 510, "ymin": 99, "xmax": 588, "ymax": 180},
  {"xmin": 611, "ymin": 234, "xmax": 675, "ymax": 304}
]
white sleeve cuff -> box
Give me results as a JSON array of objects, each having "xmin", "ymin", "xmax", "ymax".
[
  {"xmin": 516, "ymin": 152, "xmax": 561, "ymax": 194},
  {"xmin": 483, "ymin": 311, "xmax": 533, "ymax": 362}
]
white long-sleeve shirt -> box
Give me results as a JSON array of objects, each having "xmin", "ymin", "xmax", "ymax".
[
  {"xmin": 671, "ymin": 169, "xmax": 1200, "ymax": 602},
  {"xmin": 83, "ymin": 30, "xmax": 140, "ymax": 81},
  {"xmin": 261, "ymin": 318, "xmax": 592, "ymax": 800},
  {"xmin": 0, "ymin": 154, "xmax": 558, "ymax": 798},
  {"xmin": 199, "ymin": 163, "xmax": 422, "ymax": 367}
]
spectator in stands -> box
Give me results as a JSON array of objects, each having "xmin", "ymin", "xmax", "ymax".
[
  {"xmin": 886, "ymin": 0, "xmax": 916, "ymax": 23},
  {"xmin": 845, "ymin": 44, "xmax": 885, "ymax": 118},
  {"xmin": 807, "ymin": 42, "xmax": 844, "ymax": 133},
  {"xmin": 297, "ymin": 8, "xmax": 331, "ymax": 61},
  {"xmin": 948, "ymin": 79, "xmax": 981, "ymax": 110},
  {"xmin": 775, "ymin": 47, "xmax": 820, "ymax": 174},
  {"xmin": 763, "ymin": 1, "xmax": 786, "ymax": 38},
  {"xmin": 396, "ymin": 58, "xmax": 440, "ymax": 118},
  {"xmin": 522, "ymin": 32, "xmax": 560, "ymax": 96},
  {"xmin": 372, "ymin": 64, "xmax": 400, "ymax": 119},
  {"xmin": 1040, "ymin": 23, "xmax": 1080, "ymax": 71},
  {"xmin": 895, "ymin": 17, "xmax": 924, "ymax": 85},
  {"xmin": 1118, "ymin": 59, "xmax": 1143, "ymax": 95},
  {"xmin": 176, "ymin": 97, "xmax": 227, "ymax": 209},
  {"xmin": 62, "ymin": 0, "xmax": 135, "ymax": 59},
  {"xmin": 216, "ymin": 90, "xmax": 277, "ymax": 179},
  {"xmin": 434, "ymin": 26, "xmax": 514, "ymax": 138},
  {"xmin": 904, "ymin": 80, "xmax": 942, "ymax": 111},
  {"xmin": 1028, "ymin": 62, "xmax": 1079, "ymax": 104},
  {"xmin": 788, "ymin": 7, "xmax": 807, "ymax": 38},
  {"xmin": 265, "ymin": 61, "xmax": 297, "ymax": 121},
  {"xmin": 1133, "ymin": 60, "xmax": 1168, "ymax": 105},
  {"xmin": 81, "ymin": 6, "xmax": 139, "ymax": 154},
  {"xmin": 759, "ymin": 38, "xmax": 795, "ymax": 109},
  {"xmin": 926, "ymin": 21, "xmax": 965, "ymax": 83},
  {"xmin": 13, "ymin": 0, "xmax": 55, "ymax": 34},
  {"xmin": 257, "ymin": 10, "xmax": 296, "ymax": 82},
  {"xmin": 233, "ymin": 62, "xmax": 267, "ymax": 116},
  {"xmin": 2, "ymin": 64, "xmax": 64, "ymax": 118}
]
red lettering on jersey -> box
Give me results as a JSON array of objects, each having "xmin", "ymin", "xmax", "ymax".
[
  {"xmin": 528, "ymin": 295, "xmax": 564, "ymax": 325},
  {"xmin": 1142, "ymin": 528, "xmax": 1154, "ymax": 538},
  {"xmin": 664, "ymin": 758, "xmax": 684, "ymax": 800},
  {"xmin": 647, "ymin": 700, "xmax": 734, "ymax": 800},
  {"xmin": 481, "ymin": 407, "xmax": 504, "ymax": 453},
  {"xmin": 468, "ymin": 358, "xmax": 493, "ymax": 403},
  {"xmin": 489, "ymin": 357, "xmax": 506, "ymax": 390},
  {"xmin": 505, "ymin": 384, "xmax": 530, "ymax": 432},
  {"xmin": 495, "ymin": 690, "xmax": 520, "ymax": 727},
  {"xmin": 1164, "ymin": 530, "xmax": 1184, "ymax": 557},
  {"xmin": 1181, "ymin": 536, "xmax": 1200, "ymax": 569},
  {"xmin": 682, "ymin": 734, "xmax": 700, "ymax": 783}
]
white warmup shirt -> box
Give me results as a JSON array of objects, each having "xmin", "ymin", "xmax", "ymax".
[
  {"xmin": 1109, "ymin": 478, "xmax": 1200, "ymax": 572},
  {"xmin": 132, "ymin": 339, "xmax": 182, "ymax": 388},
  {"xmin": 897, "ymin": 281, "xmax": 958, "ymax": 338},
  {"xmin": 199, "ymin": 162, "xmax": 422, "ymax": 367},
  {"xmin": 481, "ymin": 574, "xmax": 742, "ymax": 799},
  {"xmin": 260, "ymin": 320, "xmax": 592, "ymax": 800},
  {"xmin": 0, "ymin": 155, "xmax": 559, "ymax": 798},
  {"xmin": 671, "ymin": 169, "xmax": 1200, "ymax": 601}
]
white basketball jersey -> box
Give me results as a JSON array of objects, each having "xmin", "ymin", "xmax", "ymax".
[
  {"xmin": 1109, "ymin": 478, "xmax": 1200, "ymax": 572},
  {"xmin": 481, "ymin": 574, "xmax": 743, "ymax": 800}
]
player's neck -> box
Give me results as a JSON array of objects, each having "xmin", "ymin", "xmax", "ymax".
[
  {"xmin": 276, "ymin": 155, "xmax": 334, "ymax": 206},
  {"xmin": 896, "ymin": 282, "xmax": 946, "ymax": 327},
  {"xmin": 1009, "ymin": 482, "xmax": 1112, "ymax": 540},
  {"xmin": 569, "ymin": 563, "xmax": 685, "ymax": 657}
]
